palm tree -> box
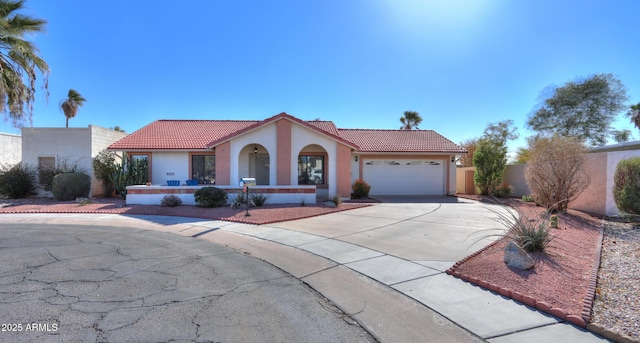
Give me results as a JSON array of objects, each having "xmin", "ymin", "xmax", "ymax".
[
  {"xmin": 399, "ymin": 110, "xmax": 423, "ymax": 130},
  {"xmin": 628, "ymin": 102, "xmax": 640, "ymax": 131},
  {"xmin": 0, "ymin": 0, "xmax": 49, "ymax": 127},
  {"xmin": 60, "ymin": 89, "xmax": 86, "ymax": 127}
]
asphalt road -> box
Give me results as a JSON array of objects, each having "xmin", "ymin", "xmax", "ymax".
[{"xmin": 0, "ymin": 223, "xmax": 376, "ymax": 343}]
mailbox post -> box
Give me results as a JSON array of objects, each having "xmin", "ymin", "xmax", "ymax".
[{"xmin": 239, "ymin": 178, "xmax": 256, "ymax": 217}]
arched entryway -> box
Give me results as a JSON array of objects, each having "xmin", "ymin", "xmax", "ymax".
[
  {"xmin": 238, "ymin": 144, "xmax": 270, "ymax": 185},
  {"xmin": 297, "ymin": 144, "xmax": 328, "ymax": 198}
]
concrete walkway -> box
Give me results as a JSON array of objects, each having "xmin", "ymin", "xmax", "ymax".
[{"xmin": 0, "ymin": 196, "xmax": 610, "ymax": 342}]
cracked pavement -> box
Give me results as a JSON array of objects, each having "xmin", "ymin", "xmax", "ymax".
[{"xmin": 0, "ymin": 224, "xmax": 376, "ymax": 343}]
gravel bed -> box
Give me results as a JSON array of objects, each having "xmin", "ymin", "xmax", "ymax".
[{"xmin": 591, "ymin": 218, "xmax": 640, "ymax": 342}]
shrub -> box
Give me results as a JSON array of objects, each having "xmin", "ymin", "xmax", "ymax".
[
  {"xmin": 331, "ymin": 194, "xmax": 343, "ymax": 206},
  {"xmin": 473, "ymin": 139, "xmax": 507, "ymax": 196},
  {"xmin": 93, "ymin": 150, "xmax": 117, "ymax": 197},
  {"xmin": 229, "ymin": 191, "xmax": 247, "ymax": 209},
  {"xmin": 324, "ymin": 201, "xmax": 336, "ymax": 208},
  {"xmin": 109, "ymin": 154, "xmax": 148, "ymax": 199},
  {"xmin": 39, "ymin": 159, "xmax": 85, "ymax": 192},
  {"xmin": 52, "ymin": 172, "xmax": 91, "ymax": 201},
  {"xmin": 194, "ymin": 187, "xmax": 228, "ymax": 208},
  {"xmin": 613, "ymin": 157, "xmax": 640, "ymax": 216},
  {"xmin": 161, "ymin": 195, "xmax": 182, "ymax": 207},
  {"xmin": 250, "ymin": 193, "xmax": 268, "ymax": 207},
  {"xmin": 0, "ymin": 164, "xmax": 36, "ymax": 198},
  {"xmin": 521, "ymin": 195, "xmax": 535, "ymax": 202},
  {"xmin": 351, "ymin": 179, "xmax": 371, "ymax": 199},
  {"xmin": 495, "ymin": 206, "xmax": 554, "ymax": 253},
  {"xmin": 494, "ymin": 184, "xmax": 514, "ymax": 198},
  {"xmin": 525, "ymin": 135, "xmax": 590, "ymax": 213}
]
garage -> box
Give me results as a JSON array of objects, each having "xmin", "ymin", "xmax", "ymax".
[{"xmin": 363, "ymin": 159, "xmax": 445, "ymax": 195}]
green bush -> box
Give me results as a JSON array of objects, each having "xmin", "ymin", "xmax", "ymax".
[
  {"xmin": 494, "ymin": 184, "xmax": 514, "ymax": 198},
  {"xmin": 473, "ymin": 139, "xmax": 507, "ymax": 196},
  {"xmin": 52, "ymin": 172, "xmax": 91, "ymax": 201},
  {"xmin": 250, "ymin": 193, "xmax": 268, "ymax": 207},
  {"xmin": 109, "ymin": 154, "xmax": 148, "ymax": 199},
  {"xmin": 613, "ymin": 157, "xmax": 640, "ymax": 216},
  {"xmin": 39, "ymin": 159, "xmax": 84, "ymax": 192},
  {"xmin": 521, "ymin": 195, "xmax": 535, "ymax": 202},
  {"xmin": 194, "ymin": 187, "xmax": 228, "ymax": 208},
  {"xmin": 331, "ymin": 194, "xmax": 343, "ymax": 206},
  {"xmin": 161, "ymin": 195, "xmax": 182, "ymax": 207},
  {"xmin": 229, "ymin": 191, "xmax": 247, "ymax": 209},
  {"xmin": 0, "ymin": 164, "xmax": 36, "ymax": 198},
  {"xmin": 351, "ymin": 179, "xmax": 371, "ymax": 199},
  {"xmin": 93, "ymin": 150, "xmax": 117, "ymax": 197}
]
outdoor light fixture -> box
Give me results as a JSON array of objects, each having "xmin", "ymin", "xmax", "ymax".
[
  {"xmin": 451, "ymin": 156, "xmax": 455, "ymax": 163},
  {"xmin": 355, "ymin": 155, "xmax": 359, "ymax": 162},
  {"xmin": 254, "ymin": 146, "xmax": 258, "ymax": 154}
]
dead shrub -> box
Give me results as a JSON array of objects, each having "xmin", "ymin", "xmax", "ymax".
[{"xmin": 524, "ymin": 135, "xmax": 590, "ymax": 212}]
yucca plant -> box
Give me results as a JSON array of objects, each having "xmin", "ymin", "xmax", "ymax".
[
  {"xmin": 494, "ymin": 206, "xmax": 554, "ymax": 253},
  {"xmin": 250, "ymin": 193, "xmax": 268, "ymax": 207}
]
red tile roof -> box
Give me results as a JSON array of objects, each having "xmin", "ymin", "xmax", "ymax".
[
  {"xmin": 108, "ymin": 120, "xmax": 258, "ymax": 150},
  {"xmin": 205, "ymin": 112, "xmax": 357, "ymax": 149},
  {"xmin": 338, "ymin": 129, "xmax": 467, "ymax": 153},
  {"xmin": 108, "ymin": 113, "xmax": 466, "ymax": 154}
]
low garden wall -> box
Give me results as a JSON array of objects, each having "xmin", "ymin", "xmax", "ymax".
[{"xmin": 126, "ymin": 185, "xmax": 316, "ymax": 206}]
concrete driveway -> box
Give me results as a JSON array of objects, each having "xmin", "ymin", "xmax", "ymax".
[
  {"xmin": 271, "ymin": 195, "xmax": 508, "ymax": 265},
  {"xmin": 210, "ymin": 196, "xmax": 608, "ymax": 342}
]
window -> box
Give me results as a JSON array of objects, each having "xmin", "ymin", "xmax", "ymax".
[
  {"xmin": 191, "ymin": 155, "xmax": 215, "ymax": 184},
  {"xmin": 298, "ymin": 155, "xmax": 324, "ymax": 185},
  {"xmin": 38, "ymin": 157, "xmax": 55, "ymax": 185}
]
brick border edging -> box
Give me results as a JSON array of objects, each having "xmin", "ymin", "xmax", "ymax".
[{"xmin": 445, "ymin": 220, "xmax": 609, "ymax": 332}]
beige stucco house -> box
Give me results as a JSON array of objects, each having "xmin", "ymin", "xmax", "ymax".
[
  {"xmin": 22, "ymin": 125, "xmax": 127, "ymax": 197},
  {"xmin": 109, "ymin": 112, "xmax": 466, "ymax": 204},
  {"xmin": 570, "ymin": 141, "xmax": 640, "ymax": 216}
]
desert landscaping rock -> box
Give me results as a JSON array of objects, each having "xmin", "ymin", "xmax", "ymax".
[{"xmin": 503, "ymin": 241, "xmax": 534, "ymax": 270}]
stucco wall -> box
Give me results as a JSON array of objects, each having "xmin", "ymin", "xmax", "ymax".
[
  {"xmin": 151, "ymin": 152, "xmax": 189, "ymax": 186},
  {"xmin": 336, "ymin": 142, "xmax": 352, "ymax": 198},
  {"xmin": 455, "ymin": 164, "xmax": 530, "ymax": 197},
  {"xmin": 21, "ymin": 126, "xmax": 126, "ymax": 197},
  {"xmin": 0, "ymin": 132, "xmax": 21, "ymax": 169},
  {"xmin": 457, "ymin": 150, "xmax": 640, "ymax": 216},
  {"xmin": 503, "ymin": 164, "xmax": 529, "ymax": 197},
  {"xmin": 568, "ymin": 152, "xmax": 608, "ymax": 215},
  {"xmin": 447, "ymin": 158, "xmax": 456, "ymax": 195}
]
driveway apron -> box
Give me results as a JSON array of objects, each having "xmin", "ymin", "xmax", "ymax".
[{"xmin": 220, "ymin": 196, "xmax": 610, "ymax": 342}]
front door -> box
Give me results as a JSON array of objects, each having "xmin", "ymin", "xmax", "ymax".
[{"xmin": 249, "ymin": 153, "xmax": 270, "ymax": 185}]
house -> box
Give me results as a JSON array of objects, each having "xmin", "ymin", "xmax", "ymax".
[
  {"xmin": 0, "ymin": 132, "xmax": 22, "ymax": 170},
  {"xmin": 570, "ymin": 140, "xmax": 640, "ymax": 216},
  {"xmin": 109, "ymin": 112, "xmax": 466, "ymax": 204},
  {"xmin": 21, "ymin": 125, "xmax": 127, "ymax": 197}
]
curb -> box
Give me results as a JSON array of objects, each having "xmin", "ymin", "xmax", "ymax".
[
  {"xmin": 447, "ymin": 218, "xmax": 609, "ymax": 333},
  {"xmin": 0, "ymin": 203, "xmax": 371, "ymax": 226}
]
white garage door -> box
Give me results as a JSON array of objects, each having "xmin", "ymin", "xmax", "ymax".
[{"xmin": 363, "ymin": 159, "xmax": 445, "ymax": 195}]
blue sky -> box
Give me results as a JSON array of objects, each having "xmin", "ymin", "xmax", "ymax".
[{"xmin": 2, "ymin": 0, "xmax": 639, "ymax": 157}]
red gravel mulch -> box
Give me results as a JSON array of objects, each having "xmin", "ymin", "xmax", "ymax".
[
  {"xmin": 0, "ymin": 198, "xmax": 370, "ymax": 225},
  {"xmin": 448, "ymin": 197, "xmax": 603, "ymax": 328}
]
